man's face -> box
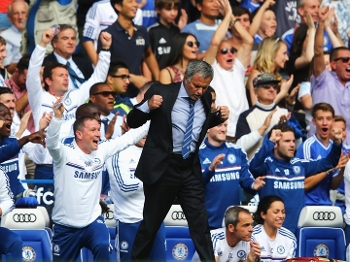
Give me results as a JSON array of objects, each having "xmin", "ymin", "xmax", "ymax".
[
  {"xmin": 275, "ymin": 131, "xmax": 296, "ymax": 159},
  {"xmin": 0, "ymin": 44, "xmax": 7, "ymax": 67},
  {"xmin": 298, "ymin": 0, "xmax": 320, "ymax": 22},
  {"xmin": 231, "ymin": 212, "xmax": 254, "ymax": 242},
  {"xmin": 255, "ymin": 83, "xmax": 278, "ymax": 104},
  {"xmin": 0, "ymin": 93, "xmax": 15, "ymax": 118},
  {"xmin": 261, "ymin": 201, "xmax": 285, "ymax": 229},
  {"xmin": 197, "ymin": 0, "xmax": 220, "ymax": 19},
  {"xmin": 184, "ymin": 73, "xmax": 211, "ymax": 101},
  {"xmin": 312, "ymin": 109, "xmax": 333, "ymax": 140},
  {"xmin": 15, "ymin": 69, "xmax": 28, "ymax": 90},
  {"xmin": 90, "ymin": 84, "xmax": 116, "ymax": 115},
  {"xmin": 52, "ymin": 28, "xmax": 77, "ymax": 59},
  {"xmin": 108, "ymin": 68, "xmax": 130, "ymax": 94},
  {"xmin": 47, "ymin": 67, "xmax": 69, "ymax": 96},
  {"xmin": 78, "ymin": 119, "xmax": 101, "ymax": 153},
  {"xmin": 208, "ymin": 121, "xmax": 227, "ymax": 143},
  {"xmin": 216, "ymin": 42, "xmax": 236, "ymax": 71},
  {"xmin": 8, "ymin": 1, "xmax": 27, "ymax": 31},
  {"xmin": 116, "ymin": 0, "xmax": 139, "ymax": 19},
  {"xmin": 330, "ymin": 49, "xmax": 350, "ymax": 84},
  {"xmin": 0, "ymin": 105, "xmax": 12, "ymax": 137}
]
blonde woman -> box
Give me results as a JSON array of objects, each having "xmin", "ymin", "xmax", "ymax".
[{"xmin": 247, "ymin": 36, "xmax": 292, "ymax": 106}]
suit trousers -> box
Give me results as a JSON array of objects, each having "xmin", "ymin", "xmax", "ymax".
[{"xmin": 131, "ymin": 153, "xmax": 215, "ymax": 262}]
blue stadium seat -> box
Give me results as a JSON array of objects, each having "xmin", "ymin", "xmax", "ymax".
[
  {"xmin": 296, "ymin": 206, "xmax": 346, "ymax": 259},
  {"xmin": 164, "ymin": 205, "xmax": 195, "ymax": 262},
  {"xmin": 12, "ymin": 229, "xmax": 52, "ymax": 262}
]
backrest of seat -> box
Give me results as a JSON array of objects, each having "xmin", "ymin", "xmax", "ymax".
[
  {"xmin": 297, "ymin": 206, "xmax": 343, "ymax": 228},
  {"xmin": 164, "ymin": 205, "xmax": 195, "ymax": 261},
  {"xmin": 12, "ymin": 229, "xmax": 52, "ymax": 261},
  {"xmin": 164, "ymin": 205, "xmax": 188, "ymax": 227},
  {"xmin": 1, "ymin": 208, "xmax": 47, "ymax": 229},
  {"xmin": 297, "ymin": 206, "xmax": 345, "ymax": 259}
]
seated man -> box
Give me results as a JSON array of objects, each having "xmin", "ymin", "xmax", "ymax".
[
  {"xmin": 0, "ymin": 36, "xmax": 7, "ymax": 86},
  {"xmin": 194, "ymin": 206, "xmax": 261, "ymax": 262},
  {"xmin": 249, "ymin": 120, "xmax": 343, "ymax": 234}
]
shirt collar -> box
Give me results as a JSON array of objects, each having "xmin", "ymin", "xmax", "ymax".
[
  {"xmin": 114, "ymin": 20, "xmax": 137, "ymax": 32},
  {"xmin": 10, "ymin": 25, "xmax": 21, "ymax": 33},
  {"xmin": 54, "ymin": 52, "xmax": 73, "ymax": 64},
  {"xmin": 179, "ymin": 82, "xmax": 190, "ymax": 99}
]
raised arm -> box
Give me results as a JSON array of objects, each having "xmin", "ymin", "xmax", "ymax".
[
  {"xmin": 249, "ymin": 0, "xmax": 275, "ymax": 37},
  {"xmin": 233, "ymin": 14, "xmax": 254, "ymax": 68},
  {"xmin": 46, "ymin": 100, "xmax": 66, "ymax": 166},
  {"xmin": 204, "ymin": 0, "xmax": 232, "ymax": 65},
  {"xmin": 324, "ymin": 9, "xmax": 345, "ymax": 48},
  {"xmin": 294, "ymin": 13, "xmax": 316, "ymax": 69},
  {"xmin": 313, "ymin": 6, "xmax": 329, "ymax": 77}
]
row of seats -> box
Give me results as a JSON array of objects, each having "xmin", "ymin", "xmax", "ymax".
[{"xmin": 0, "ymin": 205, "xmax": 346, "ymax": 261}]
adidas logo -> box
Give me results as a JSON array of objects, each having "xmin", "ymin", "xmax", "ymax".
[
  {"xmin": 202, "ymin": 158, "xmax": 211, "ymax": 164},
  {"xmin": 159, "ymin": 38, "xmax": 167, "ymax": 44},
  {"xmin": 109, "ymin": 15, "xmax": 114, "ymax": 19},
  {"xmin": 275, "ymin": 168, "xmax": 280, "ymax": 172}
]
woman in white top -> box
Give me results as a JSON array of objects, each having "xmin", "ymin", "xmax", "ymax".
[{"xmin": 252, "ymin": 195, "xmax": 297, "ymax": 261}]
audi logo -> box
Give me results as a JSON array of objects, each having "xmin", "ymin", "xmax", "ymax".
[
  {"xmin": 104, "ymin": 210, "xmax": 114, "ymax": 220},
  {"xmin": 312, "ymin": 211, "xmax": 336, "ymax": 221},
  {"xmin": 13, "ymin": 213, "xmax": 37, "ymax": 223},
  {"xmin": 171, "ymin": 211, "xmax": 186, "ymax": 220}
]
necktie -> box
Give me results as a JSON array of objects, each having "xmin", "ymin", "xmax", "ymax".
[
  {"xmin": 182, "ymin": 99, "xmax": 195, "ymax": 159},
  {"xmin": 66, "ymin": 61, "xmax": 85, "ymax": 89},
  {"xmin": 101, "ymin": 118, "xmax": 109, "ymax": 135}
]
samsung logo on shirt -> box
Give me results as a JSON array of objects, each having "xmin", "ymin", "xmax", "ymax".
[
  {"xmin": 74, "ymin": 171, "xmax": 101, "ymax": 179},
  {"xmin": 210, "ymin": 172, "xmax": 240, "ymax": 182},
  {"xmin": 274, "ymin": 181, "xmax": 304, "ymax": 189}
]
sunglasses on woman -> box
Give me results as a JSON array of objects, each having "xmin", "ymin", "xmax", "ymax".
[
  {"xmin": 186, "ymin": 41, "xmax": 200, "ymax": 48},
  {"xmin": 220, "ymin": 47, "xmax": 237, "ymax": 55}
]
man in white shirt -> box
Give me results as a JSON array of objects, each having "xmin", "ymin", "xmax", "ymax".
[
  {"xmin": 211, "ymin": 206, "xmax": 261, "ymax": 262},
  {"xmin": 0, "ymin": 37, "xmax": 7, "ymax": 86},
  {"xmin": 47, "ymin": 100, "xmax": 149, "ymax": 261},
  {"xmin": 204, "ymin": 0, "xmax": 252, "ymax": 141}
]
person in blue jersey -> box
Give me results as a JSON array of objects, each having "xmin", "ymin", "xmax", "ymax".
[
  {"xmin": 0, "ymin": 166, "xmax": 22, "ymax": 262},
  {"xmin": 199, "ymin": 120, "xmax": 265, "ymax": 229},
  {"xmin": 296, "ymin": 103, "xmax": 349, "ymax": 206},
  {"xmin": 249, "ymin": 119, "xmax": 343, "ymax": 234},
  {"xmin": 252, "ymin": 195, "xmax": 296, "ymax": 261},
  {"xmin": 0, "ymin": 103, "xmax": 46, "ymax": 198}
]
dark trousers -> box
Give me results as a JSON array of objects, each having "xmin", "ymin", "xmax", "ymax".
[{"xmin": 131, "ymin": 154, "xmax": 215, "ymax": 262}]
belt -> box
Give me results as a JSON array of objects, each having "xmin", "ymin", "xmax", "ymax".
[{"xmin": 36, "ymin": 164, "xmax": 53, "ymax": 167}]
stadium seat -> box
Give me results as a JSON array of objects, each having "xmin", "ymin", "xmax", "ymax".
[
  {"xmin": 5, "ymin": 229, "xmax": 52, "ymax": 262},
  {"xmin": 164, "ymin": 205, "xmax": 195, "ymax": 262},
  {"xmin": 296, "ymin": 206, "xmax": 346, "ymax": 259}
]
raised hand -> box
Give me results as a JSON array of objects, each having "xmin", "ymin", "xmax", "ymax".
[
  {"xmin": 100, "ymin": 32, "xmax": 112, "ymax": 49},
  {"xmin": 39, "ymin": 112, "xmax": 53, "ymax": 130},
  {"xmin": 209, "ymin": 154, "xmax": 225, "ymax": 171},
  {"xmin": 253, "ymin": 176, "xmax": 266, "ymax": 190},
  {"xmin": 52, "ymin": 98, "xmax": 65, "ymax": 119},
  {"xmin": 270, "ymin": 129, "xmax": 282, "ymax": 143},
  {"xmin": 40, "ymin": 28, "xmax": 55, "ymax": 47},
  {"xmin": 216, "ymin": 106, "xmax": 229, "ymax": 122},
  {"xmin": 148, "ymin": 95, "xmax": 163, "ymax": 110}
]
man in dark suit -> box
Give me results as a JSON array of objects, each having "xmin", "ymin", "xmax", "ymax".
[
  {"xmin": 127, "ymin": 60, "xmax": 229, "ymax": 261},
  {"xmin": 43, "ymin": 24, "xmax": 93, "ymax": 90}
]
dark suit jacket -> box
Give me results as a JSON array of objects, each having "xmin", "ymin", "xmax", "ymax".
[
  {"xmin": 127, "ymin": 82, "xmax": 223, "ymax": 185},
  {"xmin": 43, "ymin": 53, "xmax": 93, "ymax": 80}
]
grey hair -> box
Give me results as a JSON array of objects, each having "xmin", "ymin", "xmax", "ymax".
[
  {"xmin": 185, "ymin": 60, "xmax": 214, "ymax": 82},
  {"xmin": 224, "ymin": 206, "xmax": 251, "ymax": 227},
  {"xmin": 52, "ymin": 24, "xmax": 77, "ymax": 43},
  {"xmin": 8, "ymin": 0, "xmax": 28, "ymax": 16}
]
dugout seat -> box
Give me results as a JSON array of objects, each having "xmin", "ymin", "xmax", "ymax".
[
  {"xmin": 296, "ymin": 205, "xmax": 345, "ymax": 259},
  {"xmin": 164, "ymin": 205, "xmax": 195, "ymax": 262}
]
